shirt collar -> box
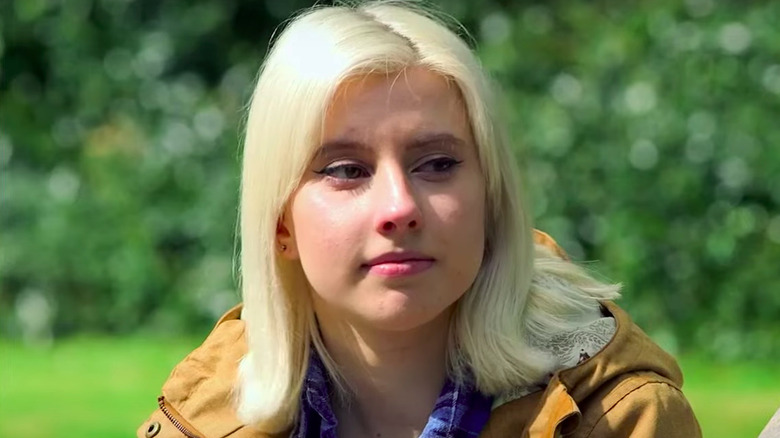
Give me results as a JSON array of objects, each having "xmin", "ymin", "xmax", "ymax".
[{"xmin": 293, "ymin": 350, "xmax": 493, "ymax": 438}]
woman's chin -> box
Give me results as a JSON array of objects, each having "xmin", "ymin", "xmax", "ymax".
[{"xmin": 354, "ymin": 294, "xmax": 455, "ymax": 332}]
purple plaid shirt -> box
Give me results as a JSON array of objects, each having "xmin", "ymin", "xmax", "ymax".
[{"xmin": 292, "ymin": 351, "xmax": 493, "ymax": 438}]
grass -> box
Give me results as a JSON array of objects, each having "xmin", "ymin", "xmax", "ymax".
[
  {"xmin": 0, "ymin": 337, "xmax": 194, "ymax": 438},
  {"xmin": 680, "ymin": 356, "xmax": 779, "ymax": 437},
  {"xmin": 1, "ymin": 337, "xmax": 778, "ymax": 438}
]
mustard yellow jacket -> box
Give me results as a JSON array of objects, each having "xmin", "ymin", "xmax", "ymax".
[
  {"xmin": 138, "ymin": 234, "xmax": 701, "ymax": 438},
  {"xmin": 138, "ymin": 303, "xmax": 702, "ymax": 438}
]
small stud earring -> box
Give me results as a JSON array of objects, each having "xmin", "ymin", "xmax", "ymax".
[{"xmin": 281, "ymin": 244, "xmax": 287, "ymax": 251}]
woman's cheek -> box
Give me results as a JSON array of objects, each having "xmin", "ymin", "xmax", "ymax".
[
  {"xmin": 431, "ymin": 191, "xmax": 483, "ymax": 232},
  {"xmin": 293, "ymin": 191, "xmax": 364, "ymax": 273}
]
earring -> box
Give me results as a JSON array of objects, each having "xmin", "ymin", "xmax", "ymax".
[{"xmin": 281, "ymin": 244, "xmax": 288, "ymax": 251}]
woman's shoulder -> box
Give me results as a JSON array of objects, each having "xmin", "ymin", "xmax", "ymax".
[
  {"xmin": 137, "ymin": 304, "xmax": 256, "ymax": 438},
  {"xmin": 486, "ymin": 301, "xmax": 701, "ymax": 437},
  {"xmin": 562, "ymin": 302, "xmax": 700, "ymax": 437}
]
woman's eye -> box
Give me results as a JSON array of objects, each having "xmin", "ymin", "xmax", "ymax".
[
  {"xmin": 415, "ymin": 157, "xmax": 462, "ymax": 174},
  {"xmin": 315, "ymin": 163, "xmax": 370, "ymax": 180}
]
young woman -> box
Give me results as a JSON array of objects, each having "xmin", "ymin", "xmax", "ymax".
[{"xmin": 138, "ymin": 2, "xmax": 701, "ymax": 437}]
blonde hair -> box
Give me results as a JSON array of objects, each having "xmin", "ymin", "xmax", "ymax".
[{"xmin": 236, "ymin": 0, "xmax": 620, "ymax": 432}]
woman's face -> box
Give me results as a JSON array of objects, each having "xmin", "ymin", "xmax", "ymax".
[{"xmin": 280, "ymin": 67, "xmax": 486, "ymax": 332}]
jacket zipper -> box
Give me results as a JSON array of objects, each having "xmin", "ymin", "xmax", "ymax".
[{"xmin": 157, "ymin": 396, "xmax": 201, "ymax": 438}]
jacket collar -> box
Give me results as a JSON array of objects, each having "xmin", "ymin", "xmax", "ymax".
[
  {"xmin": 480, "ymin": 300, "xmax": 684, "ymax": 436},
  {"xmin": 558, "ymin": 301, "xmax": 683, "ymax": 403}
]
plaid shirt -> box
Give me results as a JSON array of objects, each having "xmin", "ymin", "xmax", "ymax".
[{"xmin": 293, "ymin": 351, "xmax": 493, "ymax": 438}]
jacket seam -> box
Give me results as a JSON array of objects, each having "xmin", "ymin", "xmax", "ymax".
[
  {"xmin": 164, "ymin": 322, "xmax": 245, "ymax": 436},
  {"xmin": 581, "ymin": 379, "xmax": 683, "ymax": 437},
  {"xmin": 218, "ymin": 424, "xmax": 245, "ymax": 438}
]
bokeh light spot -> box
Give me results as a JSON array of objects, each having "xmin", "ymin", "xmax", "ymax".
[
  {"xmin": 550, "ymin": 73, "xmax": 582, "ymax": 106},
  {"xmin": 719, "ymin": 22, "xmax": 752, "ymax": 55},
  {"xmin": 480, "ymin": 12, "xmax": 511, "ymax": 45},
  {"xmin": 629, "ymin": 139, "xmax": 659, "ymax": 170},
  {"xmin": 624, "ymin": 82, "xmax": 657, "ymax": 114}
]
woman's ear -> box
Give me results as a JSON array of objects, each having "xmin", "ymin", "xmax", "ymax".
[{"xmin": 276, "ymin": 213, "xmax": 299, "ymax": 260}]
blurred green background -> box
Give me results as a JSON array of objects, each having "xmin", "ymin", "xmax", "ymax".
[{"xmin": 1, "ymin": 0, "xmax": 779, "ymax": 437}]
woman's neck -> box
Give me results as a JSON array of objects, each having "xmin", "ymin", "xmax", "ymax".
[{"xmin": 315, "ymin": 306, "xmax": 453, "ymax": 438}]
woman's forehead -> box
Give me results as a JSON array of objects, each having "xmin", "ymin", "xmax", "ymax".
[
  {"xmin": 320, "ymin": 67, "xmax": 471, "ymax": 144},
  {"xmin": 330, "ymin": 67, "xmax": 461, "ymax": 109}
]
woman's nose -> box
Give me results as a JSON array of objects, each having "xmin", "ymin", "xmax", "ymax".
[{"xmin": 373, "ymin": 166, "xmax": 423, "ymax": 235}]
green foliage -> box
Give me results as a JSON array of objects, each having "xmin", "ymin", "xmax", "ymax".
[
  {"xmin": 476, "ymin": 0, "xmax": 780, "ymax": 359},
  {"xmin": 1, "ymin": 0, "xmax": 779, "ymax": 358}
]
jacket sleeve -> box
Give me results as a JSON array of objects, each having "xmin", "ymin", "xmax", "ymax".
[{"xmin": 585, "ymin": 381, "xmax": 702, "ymax": 437}]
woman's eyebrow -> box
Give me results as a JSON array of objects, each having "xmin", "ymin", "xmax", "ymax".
[
  {"xmin": 406, "ymin": 132, "xmax": 467, "ymax": 151},
  {"xmin": 314, "ymin": 132, "xmax": 467, "ymax": 160},
  {"xmin": 314, "ymin": 139, "xmax": 370, "ymax": 161}
]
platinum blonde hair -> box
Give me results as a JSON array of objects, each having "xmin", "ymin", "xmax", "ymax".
[{"xmin": 236, "ymin": 0, "xmax": 620, "ymax": 431}]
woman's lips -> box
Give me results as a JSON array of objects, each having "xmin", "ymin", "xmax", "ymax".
[
  {"xmin": 363, "ymin": 251, "xmax": 435, "ymax": 277},
  {"xmin": 366, "ymin": 259, "xmax": 435, "ymax": 277}
]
